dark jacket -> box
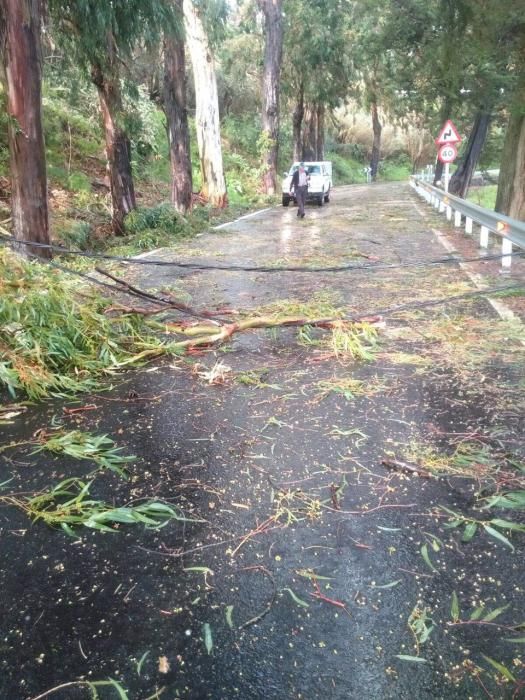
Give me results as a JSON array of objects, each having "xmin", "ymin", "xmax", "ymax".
[{"xmin": 291, "ymin": 168, "xmax": 308, "ymax": 189}]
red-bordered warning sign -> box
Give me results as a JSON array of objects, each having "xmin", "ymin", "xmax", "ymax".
[
  {"xmin": 435, "ymin": 120, "xmax": 462, "ymax": 145},
  {"xmin": 438, "ymin": 143, "xmax": 458, "ymax": 164}
]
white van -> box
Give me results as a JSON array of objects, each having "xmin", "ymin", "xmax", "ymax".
[{"xmin": 282, "ymin": 161, "xmax": 333, "ymax": 207}]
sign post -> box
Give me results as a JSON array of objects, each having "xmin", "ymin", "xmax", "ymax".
[
  {"xmin": 438, "ymin": 143, "xmax": 458, "ymax": 193},
  {"xmin": 435, "ymin": 120, "xmax": 461, "ymax": 192}
]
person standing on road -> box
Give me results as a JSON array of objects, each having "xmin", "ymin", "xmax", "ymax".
[{"xmin": 291, "ymin": 162, "xmax": 308, "ymax": 218}]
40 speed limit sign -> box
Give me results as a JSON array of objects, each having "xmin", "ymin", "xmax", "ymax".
[{"xmin": 438, "ymin": 143, "xmax": 458, "ymax": 164}]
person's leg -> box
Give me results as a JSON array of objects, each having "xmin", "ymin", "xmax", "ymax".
[
  {"xmin": 297, "ymin": 187, "xmax": 305, "ymax": 217},
  {"xmin": 295, "ymin": 187, "xmax": 301, "ymax": 216}
]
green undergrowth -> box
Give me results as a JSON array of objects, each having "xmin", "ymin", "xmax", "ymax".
[
  {"xmin": 468, "ymin": 185, "xmax": 498, "ymax": 210},
  {"xmin": 103, "ymin": 199, "xmax": 272, "ymax": 258},
  {"xmin": 0, "ymin": 249, "xmax": 177, "ymax": 400}
]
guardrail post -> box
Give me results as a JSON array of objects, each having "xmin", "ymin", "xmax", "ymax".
[
  {"xmin": 412, "ymin": 177, "xmax": 525, "ymax": 261},
  {"xmin": 480, "ymin": 225, "xmax": 489, "ymax": 249},
  {"xmin": 501, "ymin": 237, "xmax": 513, "ymax": 270}
]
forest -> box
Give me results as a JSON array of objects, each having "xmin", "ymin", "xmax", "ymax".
[{"xmin": 0, "ymin": 0, "xmax": 524, "ymax": 260}]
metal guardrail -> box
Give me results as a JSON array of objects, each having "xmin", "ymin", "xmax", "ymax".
[
  {"xmin": 410, "ymin": 177, "xmax": 525, "ymax": 270},
  {"xmin": 416, "ymin": 168, "xmax": 499, "ymax": 184}
]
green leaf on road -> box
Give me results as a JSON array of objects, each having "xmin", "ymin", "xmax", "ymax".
[
  {"xmin": 483, "ymin": 524, "xmax": 514, "ymax": 551},
  {"xmin": 451, "ymin": 591, "xmax": 460, "ymax": 622},
  {"xmin": 420, "ymin": 544, "xmax": 438, "ymax": 572},
  {"xmin": 282, "ymin": 588, "xmax": 310, "ymax": 607},
  {"xmin": 482, "ymin": 655, "xmax": 516, "ymax": 682},
  {"xmin": 461, "ymin": 521, "xmax": 477, "ymax": 542},
  {"xmin": 395, "ymin": 655, "xmax": 427, "ymax": 664}
]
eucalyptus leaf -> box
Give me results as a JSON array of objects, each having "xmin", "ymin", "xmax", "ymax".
[
  {"xmin": 451, "ymin": 591, "xmax": 460, "ymax": 622},
  {"xmin": 420, "ymin": 544, "xmax": 438, "ymax": 573},
  {"xmin": 461, "ymin": 521, "xmax": 477, "ymax": 542},
  {"xmin": 483, "ymin": 524, "xmax": 515, "ymax": 551},
  {"xmin": 395, "ymin": 655, "xmax": 427, "ymax": 663}
]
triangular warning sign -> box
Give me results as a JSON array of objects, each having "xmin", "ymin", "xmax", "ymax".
[{"xmin": 435, "ymin": 120, "xmax": 461, "ymax": 145}]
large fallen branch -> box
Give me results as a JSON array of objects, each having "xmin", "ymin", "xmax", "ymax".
[
  {"xmin": 163, "ymin": 315, "xmax": 382, "ymax": 351},
  {"xmin": 96, "ymin": 267, "xmax": 382, "ymax": 359}
]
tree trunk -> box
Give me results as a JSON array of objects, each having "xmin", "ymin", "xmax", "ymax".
[
  {"xmin": 258, "ymin": 0, "xmax": 283, "ymax": 194},
  {"xmin": 183, "ymin": 0, "xmax": 227, "ymax": 208},
  {"xmin": 448, "ymin": 110, "xmax": 491, "ymax": 198},
  {"xmin": 92, "ymin": 55, "xmax": 136, "ymax": 236},
  {"xmin": 316, "ymin": 103, "xmax": 325, "ymax": 160},
  {"xmin": 495, "ymin": 98, "xmax": 525, "ymax": 221},
  {"xmin": 302, "ymin": 105, "xmax": 317, "ymax": 161},
  {"xmin": 370, "ymin": 99, "xmax": 382, "ymax": 181},
  {"xmin": 292, "ymin": 82, "xmax": 304, "ymax": 162},
  {"xmin": 163, "ymin": 22, "xmax": 193, "ymax": 215},
  {"xmin": 433, "ymin": 99, "xmax": 452, "ymax": 185},
  {"xmin": 1, "ymin": 0, "xmax": 50, "ymax": 259}
]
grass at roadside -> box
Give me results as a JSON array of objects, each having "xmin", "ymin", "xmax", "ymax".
[{"xmin": 467, "ymin": 185, "xmax": 498, "ymax": 210}]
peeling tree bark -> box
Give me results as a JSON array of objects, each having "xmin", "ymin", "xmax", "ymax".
[
  {"xmin": 163, "ymin": 9, "xmax": 193, "ymax": 215},
  {"xmin": 258, "ymin": 0, "xmax": 283, "ymax": 194},
  {"xmin": 1, "ymin": 0, "xmax": 50, "ymax": 259},
  {"xmin": 370, "ymin": 99, "xmax": 382, "ymax": 182},
  {"xmin": 183, "ymin": 0, "xmax": 227, "ymax": 208},
  {"xmin": 449, "ymin": 110, "xmax": 491, "ymax": 198},
  {"xmin": 496, "ymin": 79, "xmax": 525, "ymax": 221},
  {"xmin": 92, "ymin": 44, "xmax": 136, "ymax": 236}
]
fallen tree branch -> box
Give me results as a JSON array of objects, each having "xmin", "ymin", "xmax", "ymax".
[
  {"xmin": 381, "ymin": 458, "xmax": 431, "ymax": 479},
  {"xmin": 164, "ymin": 316, "xmax": 382, "ymax": 351},
  {"xmin": 95, "ymin": 267, "xmax": 218, "ymax": 321}
]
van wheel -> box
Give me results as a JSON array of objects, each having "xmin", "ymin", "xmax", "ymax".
[
  {"xmin": 282, "ymin": 195, "xmax": 290, "ymax": 207},
  {"xmin": 324, "ymin": 189, "xmax": 330, "ymax": 203},
  {"xmin": 317, "ymin": 194, "xmax": 324, "ymax": 207}
]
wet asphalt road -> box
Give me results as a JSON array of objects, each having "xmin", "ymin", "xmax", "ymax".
[{"xmin": 1, "ymin": 183, "xmax": 524, "ymax": 700}]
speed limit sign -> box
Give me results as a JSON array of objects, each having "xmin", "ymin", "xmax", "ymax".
[{"xmin": 438, "ymin": 144, "xmax": 457, "ymax": 164}]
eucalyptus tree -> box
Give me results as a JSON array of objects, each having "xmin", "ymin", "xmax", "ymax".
[
  {"xmin": 0, "ymin": 0, "xmax": 51, "ymax": 258},
  {"xmin": 258, "ymin": 0, "xmax": 283, "ymax": 194},
  {"xmin": 283, "ymin": 0, "xmax": 352, "ymax": 162},
  {"xmin": 349, "ymin": 0, "xmax": 396, "ymax": 180},
  {"xmin": 381, "ymin": 0, "xmax": 473, "ymax": 184},
  {"xmin": 444, "ymin": 0, "xmax": 517, "ymax": 197},
  {"xmin": 496, "ymin": 69, "xmax": 525, "ymax": 220},
  {"xmin": 183, "ymin": 0, "xmax": 227, "ymax": 207},
  {"xmin": 48, "ymin": 0, "xmax": 178, "ymax": 234},
  {"xmin": 163, "ymin": 0, "xmax": 193, "ymax": 214},
  {"xmin": 492, "ymin": 1, "xmax": 525, "ymax": 220}
]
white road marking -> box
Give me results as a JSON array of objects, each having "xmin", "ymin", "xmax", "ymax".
[
  {"xmin": 213, "ymin": 207, "xmax": 273, "ymax": 230},
  {"xmin": 410, "ymin": 195, "xmax": 518, "ymax": 322}
]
